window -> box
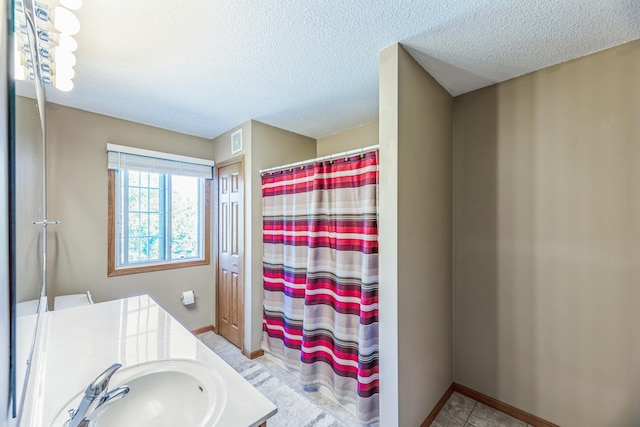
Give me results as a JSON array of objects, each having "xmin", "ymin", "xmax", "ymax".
[{"xmin": 107, "ymin": 145, "xmax": 213, "ymax": 276}]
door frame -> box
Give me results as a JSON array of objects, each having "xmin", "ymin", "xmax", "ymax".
[{"xmin": 214, "ymin": 155, "xmax": 245, "ymax": 354}]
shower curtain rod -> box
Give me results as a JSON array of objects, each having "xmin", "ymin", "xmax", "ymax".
[{"xmin": 259, "ymin": 144, "xmax": 379, "ymax": 175}]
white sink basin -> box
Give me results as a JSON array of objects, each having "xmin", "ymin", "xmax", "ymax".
[{"xmin": 52, "ymin": 359, "xmax": 227, "ymax": 427}]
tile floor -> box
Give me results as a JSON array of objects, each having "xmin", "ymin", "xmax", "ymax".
[
  {"xmin": 200, "ymin": 331, "xmax": 368, "ymax": 426},
  {"xmin": 431, "ymin": 392, "xmax": 532, "ymax": 427},
  {"xmin": 251, "ymin": 355, "xmax": 529, "ymax": 427},
  {"xmin": 199, "ymin": 332, "xmax": 531, "ymax": 427},
  {"xmin": 257, "ymin": 353, "xmax": 368, "ymax": 426}
]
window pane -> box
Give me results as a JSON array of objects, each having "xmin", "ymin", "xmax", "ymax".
[
  {"xmin": 139, "ymin": 188, "xmax": 149, "ymax": 211},
  {"xmin": 149, "ymin": 173, "xmax": 160, "ymax": 188},
  {"xmin": 128, "ymin": 171, "xmax": 139, "ymax": 186},
  {"xmin": 120, "ymin": 171, "xmax": 167, "ymax": 266},
  {"xmin": 128, "ymin": 213, "xmax": 141, "ymax": 237},
  {"xmin": 148, "ymin": 237, "xmax": 160, "ymax": 260},
  {"xmin": 128, "ymin": 187, "xmax": 139, "ymax": 212},
  {"xmin": 140, "ymin": 214, "xmax": 149, "ymax": 236},
  {"xmin": 149, "ymin": 189, "xmax": 160, "ymax": 211},
  {"xmin": 127, "ymin": 213, "xmax": 142, "ymax": 237},
  {"xmin": 129, "ymin": 238, "xmax": 140, "ymax": 262},
  {"xmin": 139, "ymin": 237, "xmax": 149, "ymax": 261},
  {"xmin": 149, "ymin": 213, "xmax": 160, "ymax": 235},
  {"xmin": 171, "ymin": 176, "xmax": 200, "ymax": 259}
]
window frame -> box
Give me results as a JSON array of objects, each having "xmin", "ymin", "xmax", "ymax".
[{"xmin": 108, "ymin": 169, "xmax": 211, "ymax": 277}]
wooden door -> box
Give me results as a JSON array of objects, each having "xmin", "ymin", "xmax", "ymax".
[{"xmin": 217, "ymin": 161, "xmax": 244, "ymax": 349}]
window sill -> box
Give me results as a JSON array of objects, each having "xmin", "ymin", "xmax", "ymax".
[{"xmin": 107, "ymin": 258, "xmax": 209, "ymax": 277}]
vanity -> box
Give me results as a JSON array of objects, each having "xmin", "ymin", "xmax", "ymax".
[{"xmin": 19, "ymin": 295, "xmax": 277, "ymax": 426}]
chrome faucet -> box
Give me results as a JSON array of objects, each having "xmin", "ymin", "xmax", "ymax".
[{"xmin": 66, "ymin": 363, "xmax": 130, "ymax": 427}]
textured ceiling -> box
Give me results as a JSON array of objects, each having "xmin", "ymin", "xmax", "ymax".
[{"xmin": 32, "ymin": 0, "xmax": 640, "ymax": 139}]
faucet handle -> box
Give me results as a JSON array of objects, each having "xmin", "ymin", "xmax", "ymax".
[
  {"xmin": 85, "ymin": 363, "xmax": 122, "ymax": 398},
  {"xmin": 98, "ymin": 385, "xmax": 130, "ymax": 407}
]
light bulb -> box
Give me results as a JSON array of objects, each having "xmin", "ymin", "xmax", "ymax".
[
  {"xmin": 54, "ymin": 64, "xmax": 75, "ymax": 80},
  {"xmin": 53, "ymin": 7, "xmax": 80, "ymax": 35},
  {"xmin": 53, "ymin": 47, "xmax": 76, "ymax": 67},
  {"xmin": 53, "ymin": 76, "xmax": 73, "ymax": 92},
  {"xmin": 60, "ymin": 0, "xmax": 82, "ymax": 11},
  {"xmin": 39, "ymin": 32, "xmax": 78, "ymax": 52},
  {"xmin": 58, "ymin": 34, "xmax": 78, "ymax": 52}
]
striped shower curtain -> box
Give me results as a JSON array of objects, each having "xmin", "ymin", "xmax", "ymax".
[{"xmin": 261, "ymin": 150, "xmax": 379, "ymax": 423}]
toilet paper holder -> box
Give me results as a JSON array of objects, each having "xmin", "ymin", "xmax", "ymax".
[{"xmin": 181, "ymin": 290, "xmax": 196, "ymax": 306}]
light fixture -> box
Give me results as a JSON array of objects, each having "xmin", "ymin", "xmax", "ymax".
[
  {"xmin": 52, "ymin": 6, "xmax": 80, "ymax": 35},
  {"xmin": 14, "ymin": 0, "xmax": 81, "ymax": 92}
]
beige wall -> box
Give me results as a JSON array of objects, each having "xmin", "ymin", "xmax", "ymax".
[
  {"xmin": 211, "ymin": 120, "xmax": 315, "ymax": 351},
  {"xmin": 316, "ymin": 121, "xmax": 378, "ymax": 156},
  {"xmin": 453, "ymin": 40, "xmax": 640, "ymax": 426},
  {"xmin": 15, "ymin": 96, "xmax": 44, "ymax": 303},
  {"xmin": 212, "ymin": 122, "xmax": 253, "ymax": 164},
  {"xmin": 45, "ymin": 103, "xmax": 215, "ymax": 330},
  {"xmin": 379, "ymin": 44, "xmax": 453, "ymax": 426}
]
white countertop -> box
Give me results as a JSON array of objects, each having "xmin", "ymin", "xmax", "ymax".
[{"xmin": 22, "ymin": 295, "xmax": 276, "ymax": 427}]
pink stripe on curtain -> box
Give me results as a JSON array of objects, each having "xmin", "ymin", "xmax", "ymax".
[{"xmin": 262, "ymin": 150, "xmax": 379, "ymax": 423}]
